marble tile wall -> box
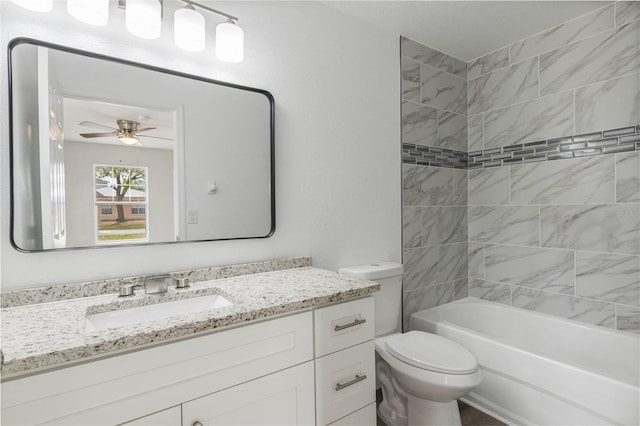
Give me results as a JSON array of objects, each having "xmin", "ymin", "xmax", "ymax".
[
  {"xmin": 467, "ymin": 4, "xmax": 640, "ymax": 150},
  {"xmin": 468, "ymin": 153, "xmax": 640, "ymax": 333},
  {"xmin": 401, "ymin": 37, "xmax": 469, "ymax": 330},
  {"xmin": 402, "ymin": 37, "xmax": 468, "ymax": 152},
  {"xmin": 465, "ymin": 4, "xmax": 639, "ymax": 334},
  {"xmin": 401, "ymin": 6, "xmax": 640, "ymax": 334},
  {"xmin": 402, "ymin": 162, "xmax": 469, "ymax": 330}
]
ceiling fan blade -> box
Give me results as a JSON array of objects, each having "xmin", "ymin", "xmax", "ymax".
[
  {"xmin": 136, "ymin": 127, "xmax": 157, "ymax": 133},
  {"xmin": 79, "ymin": 121, "xmax": 119, "ymax": 131},
  {"xmin": 80, "ymin": 132, "xmax": 119, "ymax": 138},
  {"xmin": 138, "ymin": 134, "xmax": 173, "ymax": 141}
]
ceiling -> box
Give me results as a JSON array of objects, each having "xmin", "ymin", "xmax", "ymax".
[{"xmin": 323, "ymin": 1, "xmax": 611, "ymax": 61}]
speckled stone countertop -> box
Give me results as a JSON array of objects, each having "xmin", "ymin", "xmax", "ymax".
[{"xmin": 0, "ymin": 267, "xmax": 379, "ymax": 378}]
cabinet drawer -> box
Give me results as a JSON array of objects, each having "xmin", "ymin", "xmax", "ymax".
[
  {"xmin": 314, "ymin": 297, "xmax": 374, "ymax": 357},
  {"xmin": 315, "ymin": 341, "xmax": 376, "ymax": 425},
  {"xmin": 329, "ymin": 403, "xmax": 376, "ymax": 426}
]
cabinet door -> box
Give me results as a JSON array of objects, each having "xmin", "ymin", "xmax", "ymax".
[
  {"xmin": 183, "ymin": 361, "xmax": 315, "ymax": 426},
  {"xmin": 119, "ymin": 406, "xmax": 181, "ymax": 426}
]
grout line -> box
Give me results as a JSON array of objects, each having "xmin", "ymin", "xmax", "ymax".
[
  {"xmin": 537, "ymin": 56, "xmax": 541, "ymax": 98},
  {"xmin": 481, "ymin": 112, "xmax": 485, "ymax": 151},
  {"xmin": 614, "ymin": 151, "xmax": 617, "ymax": 203},
  {"xmin": 573, "ymin": 249, "xmax": 577, "ymax": 296},
  {"xmin": 538, "ymin": 204, "xmax": 542, "ymax": 247},
  {"xmin": 508, "ymin": 164, "xmax": 512, "ymax": 205},
  {"xmin": 573, "ymin": 89, "xmax": 578, "ymax": 135}
]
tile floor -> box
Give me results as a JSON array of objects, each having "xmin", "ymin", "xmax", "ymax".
[{"xmin": 377, "ymin": 401, "xmax": 505, "ymax": 426}]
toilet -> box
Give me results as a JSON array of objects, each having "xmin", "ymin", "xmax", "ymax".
[{"xmin": 339, "ymin": 263, "xmax": 482, "ymax": 426}]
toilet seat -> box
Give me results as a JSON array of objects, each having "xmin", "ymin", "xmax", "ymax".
[{"xmin": 384, "ymin": 331, "xmax": 477, "ymax": 374}]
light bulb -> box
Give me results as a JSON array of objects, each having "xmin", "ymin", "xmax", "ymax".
[
  {"xmin": 216, "ymin": 20, "xmax": 244, "ymax": 63},
  {"xmin": 10, "ymin": 0, "xmax": 52, "ymax": 12},
  {"xmin": 126, "ymin": 0, "xmax": 162, "ymax": 40},
  {"xmin": 118, "ymin": 134, "xmax": 140, "ymax": 145},
  {"xmin": 174, "ymin": 6, "xmax": 205, "ymax": 52},
  {"xmin": 67, "ymin": 0, "xmax": 109, "ymax": 26}
]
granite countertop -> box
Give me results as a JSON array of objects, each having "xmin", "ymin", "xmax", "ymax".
[{"xmin": 0, "ymin": 267, "xmax": 379, "ymax": 378}]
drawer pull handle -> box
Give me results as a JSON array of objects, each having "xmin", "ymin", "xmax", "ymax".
[
  {"xmin": 335, "ymin": 374, "xmax": 367, "ymax": 391},
  {"xmin": 334, "ymin": 318, "xmax": 366, "ymax": 332}
]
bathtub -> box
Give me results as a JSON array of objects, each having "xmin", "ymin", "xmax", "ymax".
[{"xmin": 410, "ymin": 298, "xmax": 639, "ymax": 425}]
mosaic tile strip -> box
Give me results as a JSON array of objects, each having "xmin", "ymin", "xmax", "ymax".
[
  {"xmin": 402, "ymin": 125, "xmax": 640, "ymax": 169},
  {"xmin": 402, "ymin": 144, "xmax": 468, "ymax": 168}
]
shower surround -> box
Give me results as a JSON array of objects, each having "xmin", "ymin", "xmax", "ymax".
[{"xmin": 401, "ymin": 2, "xmax": 640, "ymax": 333}]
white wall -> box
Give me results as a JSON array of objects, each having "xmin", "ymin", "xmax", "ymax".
[{"xmin": 0, "ymin": 1, "xmax": 401, "ymax": 289}]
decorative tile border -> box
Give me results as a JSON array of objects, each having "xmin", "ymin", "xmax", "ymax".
[
  {"xmin": 402, "ymin": 144, "xmax": 468, "ymax": 168},
  {"xmin": 403, "ymin": 125, "xmax": 640, "ymax": 169}
]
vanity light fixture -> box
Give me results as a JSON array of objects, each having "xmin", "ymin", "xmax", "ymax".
[
  {"xmin": 216, "ymin": 19, "xmax": 244, "ymax": 63},
  {"xmin": 178, "ymin": 0, "xmax": 244, "ymax": 62},
  {"xmin": 67, "ymin": 0, "xmax": 109, "ymax": 26},
  {"xmin": 14, "ymin": 0, "xmax": 245, "ymax": 63},
  {"xmin": 10, "ymin": 0, "xmax": 52, "ymax": 12},
  {"xmin": 125, "ymin": 0, "xmax": 162, "ymax": 40},
  {"xmin": 174, "ymin": 5, "xmax": 205, "ymax": 52}
]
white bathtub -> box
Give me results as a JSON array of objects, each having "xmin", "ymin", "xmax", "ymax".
[{"xmin": 410, "ymin": 298, "xmax": 639, "ymax": 425}]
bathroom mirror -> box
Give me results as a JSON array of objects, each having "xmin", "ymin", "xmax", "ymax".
[{"xmin": 9, "ymin": 39, "xmax": 275, "ymax": 252}]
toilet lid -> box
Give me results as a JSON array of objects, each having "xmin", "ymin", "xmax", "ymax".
[{"xmin": 385, "ymin": 331, "xmax": 478, "ymax": 374}]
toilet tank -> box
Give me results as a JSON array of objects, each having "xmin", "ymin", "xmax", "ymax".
[{"xmin": 338, "ymin": 262, "xmax": 403, "ymax": 337}]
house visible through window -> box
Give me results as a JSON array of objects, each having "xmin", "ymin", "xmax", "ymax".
[{"xmin": 94, "ymin": 165, "xmax": 149, "ymax": 243}]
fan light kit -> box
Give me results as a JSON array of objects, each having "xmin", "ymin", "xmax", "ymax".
[{"xmin": 10, "ymin": 0, "xmax": 244, "ymax": 63}]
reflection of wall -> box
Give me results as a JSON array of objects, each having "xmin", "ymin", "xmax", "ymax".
[
  {"xmin": 465, "ymin": 4, "xmax": 639, "ymax": 334},
  {"xmin": 1, "ymin": 1, "xmax": 401, "ymax": 288},
  {"xmin": 10, "ymin": 43, "xmax": 43, "ymax": 250},
  {"xmin": 64, "ymin": 141, "xmax": 174, "ymax": 246},
  {"xmin": 182, "ymin": 82, "xmax": 271, "ymax": 240}
]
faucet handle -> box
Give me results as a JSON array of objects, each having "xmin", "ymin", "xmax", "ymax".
[
  {"xmin": 119, "ymin": 284, "xmax": 138, "ymax": 297},
  {"xmin": 144, "ymin": 274, "xmax": 170, "ymax": 294},
  {"xmin": 174, "ymin": 277, "xmax": 190, "ymax": 289}
]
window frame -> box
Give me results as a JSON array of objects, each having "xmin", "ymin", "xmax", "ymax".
[{"xmin": 93, "ymin": 164, "xmax": 150, "ymax": 244}]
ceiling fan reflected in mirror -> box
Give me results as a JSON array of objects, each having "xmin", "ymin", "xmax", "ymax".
[{"xmin": 79, "ymin": 119, "xmax": 172, "ymax": 145}]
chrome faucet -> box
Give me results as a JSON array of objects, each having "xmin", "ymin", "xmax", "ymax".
[
  {"xmin": 144, "ymin": 274, "xmax": 171, "ymax": 294},
  {"xmin": 119, "ymin": 275, "xmax": 189, "ymax": 297}
]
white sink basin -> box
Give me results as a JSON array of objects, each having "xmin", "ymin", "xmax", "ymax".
[{"xmin": 85, "ymin": 294, "xmax": 233, "ymax": 332}]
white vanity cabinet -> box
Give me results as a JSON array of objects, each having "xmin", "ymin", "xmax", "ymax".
[
  {"xmin": 313, "ymin": 298, "xmax": 376, "ymax": 425},
  {"xmin": 1, "ymin": 298, "xmax": 375, "ymax": 426}
]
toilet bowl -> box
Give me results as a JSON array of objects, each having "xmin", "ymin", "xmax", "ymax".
[
  {"xmin": 375, "ymin": 331, "xmax": 482, "ymax": 426},
  {"xmin": 338, "ymin": 263, "xmax": 482, "ymax": 426}
]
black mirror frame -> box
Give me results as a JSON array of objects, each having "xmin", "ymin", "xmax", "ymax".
[{"xmin": 7, "ymin": 38, "xmax": 275, "ymax": 253}]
